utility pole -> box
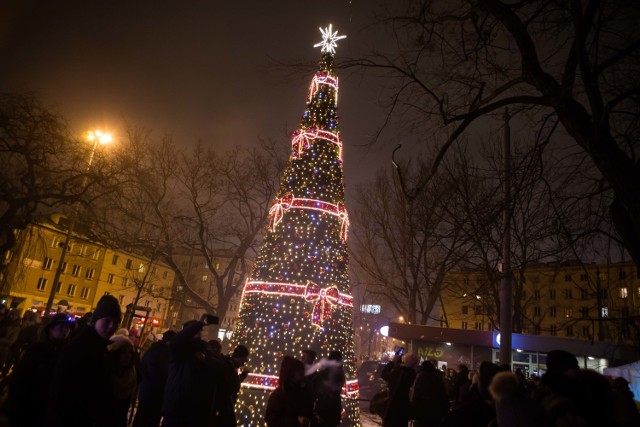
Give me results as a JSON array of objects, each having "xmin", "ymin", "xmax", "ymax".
[{"xmin": 499, "ymin": 109, "xmax": 513, "ymax": 365}]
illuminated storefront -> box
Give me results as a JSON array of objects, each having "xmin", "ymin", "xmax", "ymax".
[{"xmin": 387, "ymin": 322, "xmax": 637, "ymax": 374}]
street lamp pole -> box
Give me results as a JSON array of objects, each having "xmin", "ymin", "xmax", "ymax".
[
  {"xmin": 44, "ymin": 130, "xmax": 112, "ymax": 317},
  {"xmin": 499, "ymin": 109, "xmax": 513, "ymax": 365}
]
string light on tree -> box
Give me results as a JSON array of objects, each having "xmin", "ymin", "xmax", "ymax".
[{"xmin": 231, "ymin": 24, "xmax": 360, "ymax": 426}]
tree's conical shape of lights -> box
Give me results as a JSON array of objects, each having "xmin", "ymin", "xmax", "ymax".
[{"xmin": 231, "ymin": 26, "xmax": 360, "ymax": 426}]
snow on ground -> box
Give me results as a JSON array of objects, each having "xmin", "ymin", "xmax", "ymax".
[{"xmin": 360, "ymin": 411, "xmax": 383, "ymax": 426}]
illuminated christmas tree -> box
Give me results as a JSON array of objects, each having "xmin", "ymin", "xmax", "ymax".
[{"xmin": 231, "ymin": 25, "xmax": 360, "ymax": 426}]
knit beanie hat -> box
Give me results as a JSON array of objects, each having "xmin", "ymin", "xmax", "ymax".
[
  {"xmin": 108, "ymin": 334, "xmax": 134, "ymax": 352},
  {"xmin": 91, "ymin": 295, "xmax": 122, "ymax": 324}
]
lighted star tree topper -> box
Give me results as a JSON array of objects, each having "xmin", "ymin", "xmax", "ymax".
[{"xmin": 231, "ymin": 25, "xmax": 361, "ymax": 426}]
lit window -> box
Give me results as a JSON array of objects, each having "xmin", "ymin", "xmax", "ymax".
[
  {"xmin": 619, "ymin": 287, "xmax": 628, "ymax": 299},
  {"xmin": 138, "ymin": 263, "xmax": 145, "ymax": 273},
  {"xmin": 202, "ymin": 275, "xmax": 208, "ymax": 282},
  {"xmin": 601, "ymin": 307, "xmax": 609, "ymax": 318}
]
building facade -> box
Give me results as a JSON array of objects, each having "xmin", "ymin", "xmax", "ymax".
[
  {"xmin": 168, "ymin": 250, "xmax": 242, "ymax": 343},
  {"xmin": 0, "ymin": 216, "xmax": 175, "ymax": 334},
  {"xmin": 442, "ymin": 260, "xmax": 640, "ymax": 346}
]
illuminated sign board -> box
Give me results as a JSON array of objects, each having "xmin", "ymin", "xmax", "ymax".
[{"xmin": 360, "ymin": 304, "xmax": 381, "ymax": 314}]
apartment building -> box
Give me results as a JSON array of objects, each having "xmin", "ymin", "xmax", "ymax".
[
  {"xmin": 96, "ymin": 249, "xmax": 175, "ymax": 331},
  {"xmin": 168, "ymin": 250, "xmax": 242, "ymax": 342},
  {"xmin": 0, "ymin": 216, "xmax": 175, "ymax": 332},
  {"xmin": 442, "ymin": 260, "xmax": 640, "ymax": 344},
  {"xmin": 1, "ymin": 216, "xmax": 105, "ymax": 316}
]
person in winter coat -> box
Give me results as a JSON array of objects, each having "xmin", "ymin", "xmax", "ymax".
[
  {"xmin": 313, "ymin": 350, "xmax": 346, "ymax": 427},
  {"xmin": 133, "ymin": 330, "xmax": 176, "ymax": 427},
  {"xmin": 213, "ymin": 344, "xmax": 250, "ymax": 426},
  {"xmin": 44, "ymin": 294, "xmax": 122, "ymax": 427},
  {"xmin": 0, "ymin": 310, "xmax": 21, "ymax": 375},
  {"xmin": 107, "ymin": 334, "xmax": 139, "ymax": 427},
  {"xmin": 611, "ymin": 377, "xmax": 640, "ymax": 427},
  {"xmin": 412, "ymin": 360, "xmax": 450, "ymax": 427},
  {"xmin": 161, "ymin": 315, "xmax": 219, "ymax": 427},
  {"xmin": 6, "ymin": 313, "xmax": 72, "ymax": 427},
  {"xmin": 441, "ymin": 361, "xmax": 500, "ymax": 427},
  {"xmin": 380, "ymin": 352, "xmax": 419, "ymax": 427},
  {"xmin": 265, "ymin": 355, "xmax": 315, "ymax": 427},
  {"xmin": 489, "ymin": 371, "xmax": 550, "ymax": 427},
  {"xmin": 5, "ymin": 310, "xmax": 40, "ymax": 374}
]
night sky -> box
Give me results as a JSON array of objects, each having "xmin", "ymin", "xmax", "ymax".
[{"xmin": 0, "ymin": 0, "xmax": 393, "ymax": 190}]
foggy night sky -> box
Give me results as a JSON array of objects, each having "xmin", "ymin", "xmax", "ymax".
[{"xmin": 0, "ymin": 0, "xmax": 395, "ymax": 192}]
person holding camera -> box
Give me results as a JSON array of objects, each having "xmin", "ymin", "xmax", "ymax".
[
  {"xmin": 380, "ymin": 348, "xmax": 419, "ymax": 427},
  {"xmin": 161, "ymin": 313, "xmax": 219, "ymax": 427}
]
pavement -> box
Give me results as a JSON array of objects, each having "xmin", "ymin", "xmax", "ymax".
[
  {"xmin": 358, "ymin": 401, "xmax": 382, "ymax": 427},
  {"xmin": 360, "ymin": 411, "xmax": 382, "ymax": 426}
]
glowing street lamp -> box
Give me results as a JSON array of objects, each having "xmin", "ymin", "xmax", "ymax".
[
  {"xmin": 85, "ymin": 130, "xmax": 113, "ymax": 170},
  {"xmin": 44, "ymin": 130, "xmax": 114, "ymax": 317}
]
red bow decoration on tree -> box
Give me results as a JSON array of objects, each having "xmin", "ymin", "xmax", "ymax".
[
  {"xmin": 304, "ymin": 281, "xmax": 340, "ymax": 328},
  {"xmin": 268, "ymin": 193, "xmax": 294, "ymax": 231}
]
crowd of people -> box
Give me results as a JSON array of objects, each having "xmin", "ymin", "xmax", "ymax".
[
  {"xmin": 0, "ymin": 296, "xmax": 253, "ymax": 427},
  {"xmin": 0, "ymin": 299, "xmax": 353, "ymax": 427},
  {"xmin": 265, "ymin": 349, "xmax": 346, "ymax": 427},
  {"xmin": 0, "ymin": 299, "xmax": 638, "ymax": 427},
  {"xmin": 373, "ymin": 350, "xmax": 640, "ymax": 427}
]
